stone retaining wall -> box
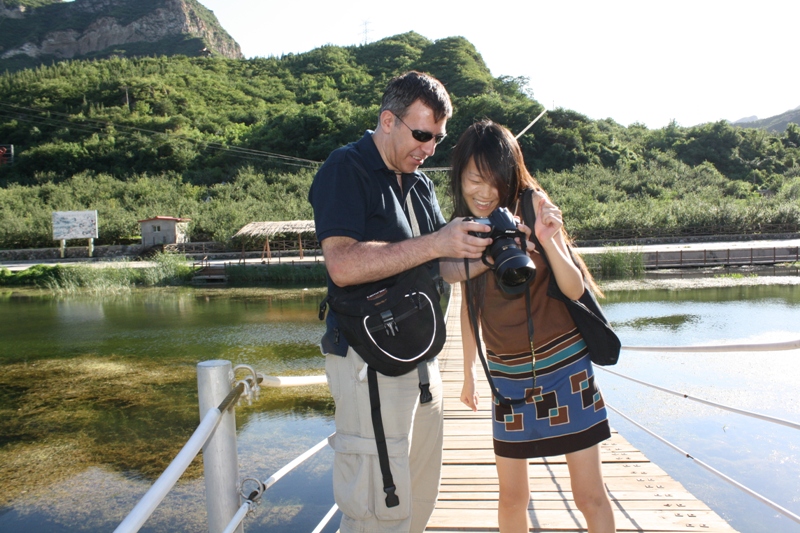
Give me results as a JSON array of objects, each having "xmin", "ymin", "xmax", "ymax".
[
  {"xmin": 0, "ymin": 243, "xmax": 324, "ymax": 262},
  {"xmin": 0, "ymin": 244, "xmax": 145, "ymax": 261}
]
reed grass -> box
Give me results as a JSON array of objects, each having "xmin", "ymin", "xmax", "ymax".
[
  {"xmin": 38, "ymin": 252, "xmax": 194, "ymax": 294},
  {"xmin": 225, "ymin": 262, "xmax": 328, "ymax": 285},
  {"xmin": 584, "ymin": 247, "xmax": 645, "ymax": 279}
]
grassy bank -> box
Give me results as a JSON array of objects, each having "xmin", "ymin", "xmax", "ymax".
[
  {"xmin": 2, "ymin": 248, "xmax": 640, "ymax": 292},
  {"xmin": 0, "ymin": 252, "xmax": 194, "ymax": 293},
  {"xmin": 0, "ymin": 254, "xmax": 331, "ymax": 290}
]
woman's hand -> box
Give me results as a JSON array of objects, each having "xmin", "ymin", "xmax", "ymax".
[
  {"xmin": 531, "ymin": 189, "xmax": 563, "ymax": 243},
  {"xmin": 460, "ymin": 377, "xmax": 479, "ymax": 412}
]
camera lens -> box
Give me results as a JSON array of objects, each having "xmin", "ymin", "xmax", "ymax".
[
  {"xmin": 475, "ymin": 207, "xmax": 537, "ymax": 294},
  {"xmin": 501, "ymin": 265, "xmax": 533, "ymax": 287},
  {"xmin": 492, "ymin": 242, "xmax": 536, "ymax": 294}
]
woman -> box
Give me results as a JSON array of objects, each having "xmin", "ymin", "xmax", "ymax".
[{"xmin": 451, "ymin": 120, "xmax": 616, "ymax": 533}]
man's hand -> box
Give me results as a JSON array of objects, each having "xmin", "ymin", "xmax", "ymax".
[{"xmin": 434, "ymin": 217, "xmax": 492, "ymax": 259}]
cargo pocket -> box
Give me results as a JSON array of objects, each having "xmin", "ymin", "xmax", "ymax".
[{"xmin": 329, "ymin": 432, "xmax": 411, "ymax": 522}]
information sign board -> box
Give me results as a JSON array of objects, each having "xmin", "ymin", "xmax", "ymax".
[{"xmin": 52, "ymin": 210, "xmax": 99, "ymax": 240}]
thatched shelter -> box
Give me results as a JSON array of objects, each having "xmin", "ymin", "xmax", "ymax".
[{"xmin": 233, "ymin": 220, "xmax": 317, "ymax": 260}]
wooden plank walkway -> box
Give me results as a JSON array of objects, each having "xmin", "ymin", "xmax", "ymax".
[{"xmin": 426, "ymin": 284, "xmax": 737, "ymax": 532}]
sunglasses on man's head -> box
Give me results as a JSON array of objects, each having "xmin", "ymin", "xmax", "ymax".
[{"xmin": 393, "ymin": 114, "xmax": 447, "ymax": 145}]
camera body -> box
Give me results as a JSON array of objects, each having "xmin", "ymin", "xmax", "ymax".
[
  {"xmin": 467, "ymin": 206, "xmax": 521, "ymax": 241},
  {"xmin": 466, "ymin": 207, "xmax": 536, "ymax": 294}
]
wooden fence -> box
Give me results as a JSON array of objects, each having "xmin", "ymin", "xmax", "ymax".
[
  {"xmin": 575, "ymin": 224, "xmax": 800, "ymax": 242},
  {"xmin": 643, "ymin": 246, "xmax": 800, "ymax": 269}
]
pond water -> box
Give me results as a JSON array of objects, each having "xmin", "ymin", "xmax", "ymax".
[{"xmin": 0, "ymin": 284, "xmax": 798, "ymax": 533}]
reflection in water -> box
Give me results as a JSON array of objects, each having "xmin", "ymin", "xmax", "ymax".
[
  {"xmin": 0, "ymin": 285, "xmax": 799, "ymax": 533},
  {"xmin": 0, "ymin": 287, "xmax": 335, "ymax": 533},
  {"xmin": 614, "ymin": 313, "xmax": 700, "ymax": 330},
  {"xmin": 600, "ymin": 284, "xmax": 800, "ymax": 533}
]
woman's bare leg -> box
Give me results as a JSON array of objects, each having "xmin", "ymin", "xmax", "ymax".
[
  {"xmin": 565, "ymin": 445, "xmax": 616, "ymax": 532},
  {"xmin": 496, "ymin": 456, "xmax": 532, "ymax": 532}
]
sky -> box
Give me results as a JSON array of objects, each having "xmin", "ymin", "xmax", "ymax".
[{"xmin": 199, "ymin": 0, "xmax": 798, "ymax": 130}]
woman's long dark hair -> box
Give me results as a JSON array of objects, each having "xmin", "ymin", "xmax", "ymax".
[
  {"xmin": 449, "ymin": 120, "xmax": 602, "ymax": 326},
  {"xmin": 450, "ymin": 120, "xmax": 539, "ymax": 218}
]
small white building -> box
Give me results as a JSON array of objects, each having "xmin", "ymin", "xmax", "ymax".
[{"xmin": 138, "ymin": 216, "xmax": 191, "ymax": 246}]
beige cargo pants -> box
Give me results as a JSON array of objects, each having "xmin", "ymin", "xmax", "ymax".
[{"xmin": 325, "ymin": 347, "xmax": 443, "ymax": 533}]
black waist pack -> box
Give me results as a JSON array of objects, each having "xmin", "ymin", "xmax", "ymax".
[
  {"xmin": 319, "ymin": 264, "xmax": 446, "ymax": 509},
  {"xmin": 319, "ymin": 264, "xmax": 446, "ymax": 376}
]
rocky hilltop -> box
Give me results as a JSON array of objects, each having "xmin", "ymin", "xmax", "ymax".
[{"xmin": 0, "ymin": 0, "xmax": 242, "ymax": 70}]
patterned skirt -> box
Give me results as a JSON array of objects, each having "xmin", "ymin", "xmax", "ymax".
[{"xmin": 489, "ymin": 329, "xmax": 610, "ymax": 458}]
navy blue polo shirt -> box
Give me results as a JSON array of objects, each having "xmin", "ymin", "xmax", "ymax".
[{"xmin": 308, "ymin": 130, "xmax": 447, "ymax": 355}]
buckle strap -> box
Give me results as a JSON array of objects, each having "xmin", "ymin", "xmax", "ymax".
[
  {"xmin": 417, "ymin": 361, "xmax": 432, "ymax": 404},
  {"xmin": 367, "ymin": 367, "xmax": 400, "ymax": 508}
]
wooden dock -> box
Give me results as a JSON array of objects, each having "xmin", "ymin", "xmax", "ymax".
[{"xmin": 426, "ymin": 284, "xmax": 737, "ymax": 532}]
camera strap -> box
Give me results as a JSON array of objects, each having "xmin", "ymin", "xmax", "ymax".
[{"xmin": 464, "ymin": 258, "xmax": 536, "ymax": 407}]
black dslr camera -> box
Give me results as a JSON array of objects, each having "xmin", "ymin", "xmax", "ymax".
[{"xmin": 466, "ymin": 207, "xmax": 536, "ymax": 294}]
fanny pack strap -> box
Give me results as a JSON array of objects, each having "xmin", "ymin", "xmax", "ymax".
[
  {"xmin": 417, "ymin": 360, "xmax": 432, "ymax": 404},
  {"xmin": 366, "ymin": 360, "xmax": 433, "ymax": 511},
  {"xmin": 367, "ymin": 367, "xmax": 400, "ymax": 508}
]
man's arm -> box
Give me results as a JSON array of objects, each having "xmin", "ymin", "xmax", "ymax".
[
  {"xmin": 439, "ymin": 257, "xmax": 490, "ymax": 284},
  {"xmin": 323, "ymin": 218, "xmax": 492, "ymax": 287}
]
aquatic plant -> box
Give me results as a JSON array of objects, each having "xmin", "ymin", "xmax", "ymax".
[
  {"xmin": 225, "ymin": 262, "xmax": 327, "ymax": 285},
  {"xmin": 583, "ymin": 247, "xmax": 645, "ymax": 279}
]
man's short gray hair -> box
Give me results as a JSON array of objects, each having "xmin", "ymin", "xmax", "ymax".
[{"xmin": 379, "ymin": 71, "xmax": 452, "ymax": 123}]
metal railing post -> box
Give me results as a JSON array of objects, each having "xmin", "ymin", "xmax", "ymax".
[{"xmin": 197, "ymin": 360, "xmax": 242, "ymax": 533}]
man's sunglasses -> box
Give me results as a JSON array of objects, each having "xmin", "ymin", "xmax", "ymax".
[{"xmin": 394, "ymin": 114, "xmax": 447, "ymax": 145}]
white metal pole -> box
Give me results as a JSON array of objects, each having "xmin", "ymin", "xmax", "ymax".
[{"xmin": 197, "ymin": 360, "xmax": 242, "ymax": 533}]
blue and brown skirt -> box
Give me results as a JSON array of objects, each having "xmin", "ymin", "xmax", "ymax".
[{"xmin": 489, "ymin": 329, "xmax": 611, "ymax": 458}]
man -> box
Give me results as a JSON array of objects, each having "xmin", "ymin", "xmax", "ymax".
[{"xmin": 308, "ymin": 71, "xmax": 491, "ymax": 533}]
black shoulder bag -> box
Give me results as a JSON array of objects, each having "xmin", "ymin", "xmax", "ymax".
[{"xmin": 519, "ymin": 188, "xmax": 620, "ymax": 366}]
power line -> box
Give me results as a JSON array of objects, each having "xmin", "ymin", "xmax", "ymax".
[{"xmin": 0, "ymin": 102, "xmax": 323, "ymax": 169}]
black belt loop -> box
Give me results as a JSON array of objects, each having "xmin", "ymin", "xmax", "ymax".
[
  {"xmin": 417, "ymin": 360, "xmax": 432, "ymax": 404},
  {"xmin": 367, "ymin": 367, "xmax": 400, "ymax": 508}
]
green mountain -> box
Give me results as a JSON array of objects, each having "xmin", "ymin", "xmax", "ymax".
[
  {"xmin": 732, "ymin": 106, "xmax": 800, "ymax": 133},
  {"xmin": 0, "ymin": 31, "xmax": 798, "ymax": 249},
  {"xmin": 0, "ymin": 0, "xmax": 242, "ymax": 72}
]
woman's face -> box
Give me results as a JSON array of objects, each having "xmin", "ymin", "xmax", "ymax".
[{"xmin": 461, "ymin": 157, "xmax": 500, "ymax": 217}]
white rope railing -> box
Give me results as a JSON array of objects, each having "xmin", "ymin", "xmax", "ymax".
[
  {"xmin": 263, "ymin": 435, "xmax": 331, "ymax": 490},
  {"xmin": 221, "ymin": 499, "xmax": 255, "ymax": 533},
  {"xmin": 259, "ymin": 374, "xmax": 327, "ymax": 387},
  {"xmin": 311, "ymin": 504, "xmax": 340, "ymax": 533},
  {"xmin": 596, "ymin": 366, "xmax": 800, "ymax": 430},
  {"xmin": 114, "ymin": 382, "xmax": 245, "ymax": 533},
  {"xmin": 621, "ymin": 338, "xmax": 800, "ymax": 352},
  {"xmin": 220, "ymin": 435, "xmax": 333, "ymax": 533},
  {"xmin": 606, "ymin": 402, "xmax": 800, "ymax": 525}
]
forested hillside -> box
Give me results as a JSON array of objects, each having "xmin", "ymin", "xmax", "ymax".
[
  {"xmin": 732, "ymin": 107, "xmax": 800, "ymax": 134},
  {"xmin": 0, "ymin": 31, "xmax": 799, "ymax": 248},
  {"xmin": 0, "ymin": 0, "xmax": 242, "ymax": 72}
]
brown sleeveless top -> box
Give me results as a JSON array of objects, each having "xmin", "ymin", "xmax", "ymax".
[{"xmin": 479, "ymin": 246, "xmax": 577, "ymax": 357}]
